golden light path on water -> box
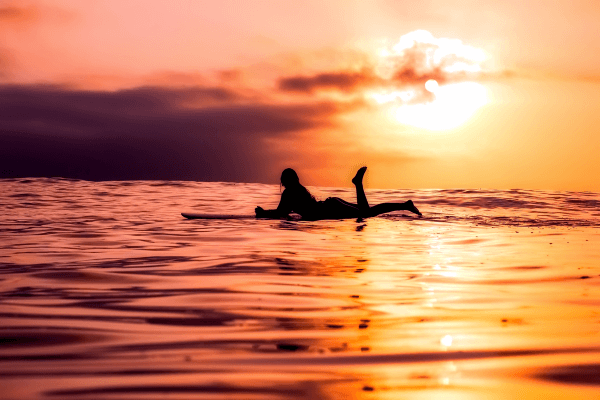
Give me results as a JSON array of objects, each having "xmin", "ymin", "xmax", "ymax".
[{"xmin": 1, "ymin": 179, "xmax": 600, "ymax": 399}]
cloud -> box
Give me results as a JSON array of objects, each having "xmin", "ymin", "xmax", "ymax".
[
  {"xmin": 278, "ymin": 30, "xmax": 484, "ymax": 103},
  {"xmin": 0, "ymin": 84, "xmax": 352, "ymax": 182},
  {"xmin": 0, "ymin": 1, "xmax": 73, "ymax": 34},
  {"xmin": 0, "ymin": 30, "xmax": 489, "ymax": 183},
  {"xmin": 279, "ymin": 69, "xmax": 381, "ymax": 94},
  {"xmin": 0, "ymin": 50, "xmax": 13, "ymax": 77},
  {"xmin": 0, "ymin": 3, "xmax": 37, "ymax": 23}
]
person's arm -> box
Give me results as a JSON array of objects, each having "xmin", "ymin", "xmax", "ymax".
[{"xmin": 255, "ymin": 190, "xmax": 292, "ymax": 218}]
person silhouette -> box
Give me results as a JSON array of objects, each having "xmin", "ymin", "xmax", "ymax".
[{"xmin": 255, "ymin": 167, "xmax": 421, "ymax": 220}]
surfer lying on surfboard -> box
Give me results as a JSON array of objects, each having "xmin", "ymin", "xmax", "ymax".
[{"xmin": 255, "ymin": 167, "xmax": 421, "ymax": 220}]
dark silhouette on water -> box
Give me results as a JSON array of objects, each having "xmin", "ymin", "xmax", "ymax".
[{"xmin": 255, "ymin": 167, "xmax": 422, "ymax": 220}]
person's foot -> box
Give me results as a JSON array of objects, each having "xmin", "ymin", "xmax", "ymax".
[
  {"xmin": 405, "ymin": 200, "xmax": 422, "ymax": 217},
  {"xmin": 352, "ymin": 166, "xmax": 367, "ymax": 185}
]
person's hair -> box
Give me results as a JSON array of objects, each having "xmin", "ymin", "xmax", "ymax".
[
  {"xmin": 280, "ymin": 168, "xmax": 300, "ymax": 187},
  {"xmin": 280, "ymin": 168, "xmax": 316, "ymax": 201}
]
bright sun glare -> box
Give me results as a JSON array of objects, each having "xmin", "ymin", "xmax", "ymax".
[
  {"xmin": 372, "ymin": 30, "xmax": 489, "ymax": 131},
  {"xmin": 395, "ymin": 81, "xmax": 488, "ymax": 131}
]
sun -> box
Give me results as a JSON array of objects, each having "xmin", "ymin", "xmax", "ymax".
[
  {"xmin": 370, "ymin": 30, "xmax": 489, "ymax": 131},
  {"xmin": 394, "ymin": 81, "xmax": 488, "ymax": 131}
]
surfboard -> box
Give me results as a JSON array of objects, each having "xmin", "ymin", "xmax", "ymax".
[
  {"xmin": 182, "ymin": 212, "xmax": 416, "ymax": 221},
  {"xmin": 181, "ymin": 213, "xmax": 256, "ymax": 219}
]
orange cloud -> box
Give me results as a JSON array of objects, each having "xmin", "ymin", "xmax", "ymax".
[
  {"xmin": 0, "ymin": 1, "xmax": 73, "ymax": 32},
  {"xmin": 0, "ymin": 2, "xmax": 38, "ymax": 27},
  {"xmin": 0, "ymin": 50, "xmax": 12, "ymax": 75},
  {"xmin": 0, "ymin": 4, "xmax": 35, "ymax": 19}
]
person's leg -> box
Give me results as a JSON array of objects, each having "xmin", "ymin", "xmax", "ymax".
[
  {"xmin": 325, "ymin": 166, "xmax": 421, "ymax": 219},
  {"xmin": 332, "ymin": 198, "xmax": 358, "ymax": 208},
  {"xmin": 352, "ymin": 167, "xmax": 369, "ymax": 214},
  {"xmin": 369, "ymin": 200, "xmax": 422, "ymax": 217},
  {"xmin": 324, "ymin": 197, "xmax": 361, "ymax": 219}
]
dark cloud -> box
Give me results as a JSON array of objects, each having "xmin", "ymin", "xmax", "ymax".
[
  {"xmin": 278, "ymin": 65, "xmax": 454, "ymax": 95},
  {"xmin": 278, "ymin": 39, "xmax": 481, "ymax": 97},
  {"xmin": 279, "ymin": 69, "xmax": 381, "ymax": 93},
  {"xmin": 0, "ymin": 84, "xmax": 348, "ymax": 182}
]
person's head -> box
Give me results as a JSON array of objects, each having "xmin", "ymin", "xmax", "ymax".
[{"xmin": 280, "ymin": 168, "xmax": 300, "ymax": 188}]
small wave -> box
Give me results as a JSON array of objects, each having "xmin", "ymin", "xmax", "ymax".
[
  {"xmin": 8, "ymin": 193, "xmax": 41, "ymax": 198},
  {"xmin": 534, "ymin": 364, "xmax": 600, "ymax": 386},
  {"xmin": 564, "ymin": 198, "xmax": 600, "ymax": 209},
  {"xmin": 384, "ymin": 211, "xmax": 598, "ymax": 228}
]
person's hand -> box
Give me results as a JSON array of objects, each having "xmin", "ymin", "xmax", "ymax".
[{"xmin": 255, "ymin": 206, "xmax": 265, "ymax": 217}]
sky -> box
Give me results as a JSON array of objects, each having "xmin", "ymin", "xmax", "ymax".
[{"xmin": 1, "ymin": 0, "xmax": 599, "ymax": 190}]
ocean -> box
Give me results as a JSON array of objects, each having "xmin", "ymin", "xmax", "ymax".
[{"xmin": 1, "ymin": 178, "xmax": 599, "ymax": 399}]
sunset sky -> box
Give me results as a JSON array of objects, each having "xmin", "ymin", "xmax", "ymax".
[{"xmin": 1, "ymin": 0, "xmax": 599, "ymax": 189}]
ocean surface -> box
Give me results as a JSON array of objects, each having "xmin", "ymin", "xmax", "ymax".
[{"xmin": 1, "ymin": 178, "xmax": 600, "ymax": 399}]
